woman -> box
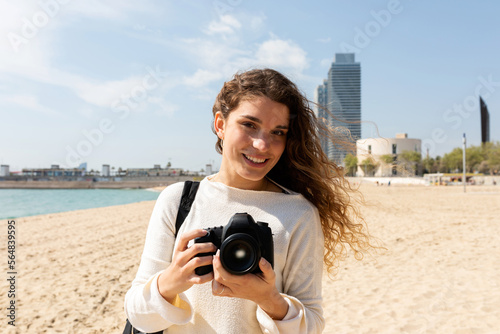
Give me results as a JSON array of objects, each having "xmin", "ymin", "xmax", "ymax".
[{"xmin": 124, "ymin": 69, "xmax": 371, "ymax": 333}]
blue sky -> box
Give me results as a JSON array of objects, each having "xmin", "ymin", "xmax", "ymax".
[{"xmin": 1, "ymin": 0, "xmax": 499, "ymax": 172}]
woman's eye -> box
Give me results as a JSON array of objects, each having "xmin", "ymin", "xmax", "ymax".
[
  {"xmin": 242, "ymin": 122, "xmax": 255, "ymax": 129},
  {"xmin": 273, "ymin": 130, "xmax": 286, "ymax": 136}
]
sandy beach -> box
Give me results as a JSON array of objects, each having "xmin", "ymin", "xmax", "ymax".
[{"xmin": 1, "ymin": 183, "xmax": 499, "ymax": 333}]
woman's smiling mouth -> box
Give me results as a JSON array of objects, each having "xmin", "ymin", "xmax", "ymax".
[{"xmin": 243, "ymin": 154, "xmax": 267, "ymax": 164}]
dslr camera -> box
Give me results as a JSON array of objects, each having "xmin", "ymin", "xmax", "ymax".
[{"xmin": 194, "ymin": 212, "xmax": 274, "ymax": 276}]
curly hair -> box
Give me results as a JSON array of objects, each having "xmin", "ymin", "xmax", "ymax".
[{"xmin": 212, "ymin": 68, "xmax": 373, "ymax": 275}]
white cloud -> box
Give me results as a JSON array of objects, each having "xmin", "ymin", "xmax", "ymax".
[
  {"xmin": 151, "ymin": 98, "xmax": 179, "ymax": 117},
  {"xmin": 179, "ymin": 37, "xmax": 249, "ymax": 74},
  {"xmin": 0, "ymin": 1, "xmax": 36, "ymax": 34},
  {"xmin": 2, "ymin": 94, "xmax": 64, "ymax": 117},
  {"xmin": 255, "ymin": 38, "xmax": 309, "ymax": 73},
  {"xmin": 204, "ymin": 15, "xmax": 241, "ymax": 35},
  {"xmin": 250, "ymin": 14, "xmax": 266, "ymax": 31},
  {"xmin": 178, "ymin": 27, "xmax": 309, "ymax": 76},
  {"xmin": 0, "ymin": 0, "xmax": 155, "ymax": 53},
  {"xmin": 129, "ymin": 12, "xmax": 310, "ymax": 89},
  {"xmin": 1, "ymin": 4, "xmax": 309, "ymax": 118},
  {"xmin": 0, "ymin": 0, "xmax": 58, "ymax": 55},
  {"xmin": 183, "ymin": 70, "xmax": 224, "ymax": 88},
  {"xmin": 0, "ymin": 0, "xmax": 167, "ymax": 110},
  {"xmin": 64, "ymin": 0, "xmax": 159, "ymax": 21},
  {"xmin": 73, "ymin": 76, "xmax": 145, "ymax": 108},
  {"xmin": 66, "ymin": 1, "xmax": 129, "ymax": 20}
]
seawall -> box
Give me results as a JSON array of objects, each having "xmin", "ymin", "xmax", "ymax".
[{"xmin": 0, "ymin": 176, "xmax": 196, "ymax": 189}]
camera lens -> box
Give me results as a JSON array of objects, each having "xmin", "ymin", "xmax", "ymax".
[{"xmin": 220, "ymin": 234, "xmax": 260, "ymax": 275}]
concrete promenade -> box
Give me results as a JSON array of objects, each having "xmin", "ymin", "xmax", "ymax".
[{"xmin": 0, "ymin": 176, "xmax": 196, "ymax": 189}]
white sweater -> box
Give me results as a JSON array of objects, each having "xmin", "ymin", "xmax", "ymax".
[{"xmin": 124, "ymin": 177, "xmax": 325, "ymax": 333}]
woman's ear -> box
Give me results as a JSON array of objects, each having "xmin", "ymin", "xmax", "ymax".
[{"xmin": 214, "ymin": 112, "xmax": 225, "ymax": 140}]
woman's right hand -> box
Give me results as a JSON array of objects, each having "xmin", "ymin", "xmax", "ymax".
[{"xmin": 157, "ymin": 229, "xmax": 215, "ymax": 304}]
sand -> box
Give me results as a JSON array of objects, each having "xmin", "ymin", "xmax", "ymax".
[{"xmin": 1, "ymin": 184, "xmax": 499, "ymax": 333}]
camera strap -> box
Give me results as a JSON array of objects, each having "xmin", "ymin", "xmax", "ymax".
[{"xmin": 175, "ymin": 180, "xmax": 200, "ymax": 238}]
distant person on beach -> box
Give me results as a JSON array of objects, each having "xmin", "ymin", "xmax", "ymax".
[{"xmin": 124, "ymin": 68, "xmax": 372, "ymax": 333}]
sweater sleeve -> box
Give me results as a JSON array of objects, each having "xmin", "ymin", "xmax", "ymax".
[
  {"xmin": 257, "ymin": 204, "xmax": 325, "ymax": 334},
  {"xmin": 124, "ymin": 183, "xmax": 194, "ymax": 333}
]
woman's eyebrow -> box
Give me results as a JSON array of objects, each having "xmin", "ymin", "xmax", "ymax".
[
  {"xmin": 240, "ymin": 114, "xmax": 289, "ymax": 129},
  {"xmin": 240, "ymin": 114, "xmax": 261, "ymax": 123}
]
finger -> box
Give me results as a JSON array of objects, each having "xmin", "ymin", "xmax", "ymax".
[
  {"xmin": 175, "ymin": 242, "xmax": 216, "ymax": 269},
  {"xmin": 212, "ymin": 250, "xmax": 230, "ymax": 281},
  {"xmin": 258, "ymin": 257, "xmax": 275, "ymax": 280},
  {"xmin": 181, "ymin": 243, "xmax": 216, "ymax": 273},
  {"xmin": 176, "ymin": 229, "xmax": 207, "ymax": 251},
  {"xmin": 188, "ymin": 254, "xmax": 214, "ymax": 273},
  {"xmin": 188, "ymin": 270, "xmax": 214, "ymax": 285},
  {"xmin": 211, "ymin": 280, "xmax": 226, "ymax": 296},
  {"xmin": 187, "ymin": 242, "xmax": 217, "ymax": 257}
]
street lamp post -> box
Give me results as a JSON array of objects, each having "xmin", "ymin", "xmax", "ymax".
[{"xmin": 463, "ymin": 133, "xmax": 466, "ymax": 193}]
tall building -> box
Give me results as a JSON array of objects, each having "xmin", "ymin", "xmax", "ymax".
[
  {"xmin": 314, "ymin": 53, "xmax": 361, "ymax": 165},
  {"xmin": 314, "ymin": 79, "xmax": 329, "ymax": 154},
  {"xmin": 480, "ymin": 96, "xmax": 490, "ymax": 144}
]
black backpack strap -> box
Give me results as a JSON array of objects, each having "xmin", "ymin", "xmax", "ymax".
[
  {"xmin": 124, "ymin": 181, "xmax": 200, "ymax": 334},
  {"xmin": 174, "ymin": 181, "xmax": 200, "ymax": 237},
  {"xmin": 123, "ymin": 319, "xmax": 163, "ymax": 334}
]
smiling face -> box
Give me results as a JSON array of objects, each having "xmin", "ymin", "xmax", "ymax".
[{"xmin": 214, "ymin": 95, "xmax": 290, "ymax": 190}]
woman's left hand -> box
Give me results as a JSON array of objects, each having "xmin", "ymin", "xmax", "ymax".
[{"xmin": 212, "ymin": 250, "xmax": 289, "ymax": 320}]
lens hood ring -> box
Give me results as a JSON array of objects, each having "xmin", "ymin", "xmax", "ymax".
[{"xmin": 220, "ymin": 233, "xmax": 260, "ymax": 275}]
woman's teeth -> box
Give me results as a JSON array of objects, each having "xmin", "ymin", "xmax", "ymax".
[{"xmin": 244, "ymin": 154, "xmax": 266, "ymax": 164}]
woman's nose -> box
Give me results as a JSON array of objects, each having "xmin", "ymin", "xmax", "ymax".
[{"xmin": 253, "ymin": 133, "xmax": 271, "ymax": 151}]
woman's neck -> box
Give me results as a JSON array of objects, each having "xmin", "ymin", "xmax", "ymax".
[
  {"xmin": 209, "ymin": 172, "xmax": 267, "ymax": 191},
  {"xmin": 209, "ymin": 173, "xmax": 283, "ymax": 193}
]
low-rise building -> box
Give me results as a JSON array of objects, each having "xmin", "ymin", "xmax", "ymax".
[
  {"xmin": 22, "ymin": 165, "xmax": 85, "ymax": 178},
  {"xmin": 126, "ymin": 165, "xmax": 183, "ymax": 177},
  {"xmin": 356, "ymin": 133, "xmax": 422, "ymax": 177}
]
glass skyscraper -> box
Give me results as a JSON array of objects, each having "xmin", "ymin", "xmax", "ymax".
[{"xmin": 314, "ymin": 53, "xmax": 361, "ymax": 165}]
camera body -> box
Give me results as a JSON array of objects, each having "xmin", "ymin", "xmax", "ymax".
[{"xmin": 194, "ymin": 212, "xmax": 274, "ymax": 276}]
